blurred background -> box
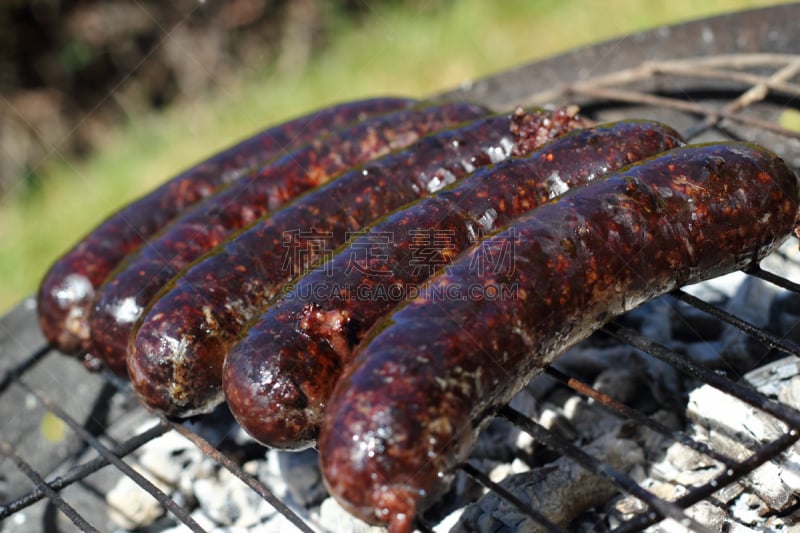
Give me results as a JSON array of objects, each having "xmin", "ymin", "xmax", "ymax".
[{"xmin": 0, "ymin": 0, "xmax": 793, "ymax": 314}]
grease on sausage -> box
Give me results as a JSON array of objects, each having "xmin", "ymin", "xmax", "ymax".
[
  {"xmin": 87, "ymin": 101, "xmax": 490, "ymax": 376},
  {"xmin": 128, "ymin": 107, "xmax": 590, "ymax": 415},
  {"xmin": 222, "ymin": 120, "xmax": 684, "ymax": 449}
]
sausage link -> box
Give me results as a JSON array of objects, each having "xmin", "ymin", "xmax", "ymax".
[
  {"xmin": 222, "ymin": 120, "xmax": 684, "ymax": 449},
  {"xmin": 318, "ymin": 143, "xmax": 800, "ymax": 532},
  {"xmin": 89, "ymin": 101, "xmax": 489, "ymax": 375},
  {"xmin": 128, "ymin": 107, "xmax": 590, "ymax": 415},
  {"xmin": 37, "ymin": 97, "xmax": 415, "ymax": 354}
]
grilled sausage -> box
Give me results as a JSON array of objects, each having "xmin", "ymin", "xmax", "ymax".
[
  {"xmin": 36, "ymin": 97, "xmax": 415, "ymax": 354},
  {"xmin": 222, "ymin": 120, "xmax": 685, "ymax": 449},
  {"xmin": 89, "ymin": 101, "xmax": 489, "ymax": 375},
  {"xmin": 128, "ymin": 107, "xmax": 591, "ymax": 415},
  {"xmin": 318, "ymin": 142, "xmax": 800, "ymax": 532}
]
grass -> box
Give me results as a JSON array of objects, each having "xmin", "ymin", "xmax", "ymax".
[{"xmin": 0, "ymin": 0, "xmax": 791, "ymax": 314}]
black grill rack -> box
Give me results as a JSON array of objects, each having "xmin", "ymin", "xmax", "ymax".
[{"xmin": 2, "ymin": 4, "xmax": 800, "ymax": 532}]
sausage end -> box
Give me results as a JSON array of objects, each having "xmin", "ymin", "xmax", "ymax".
[{"xmin": 223, "ymin": 325, "xmax": 341, "ymax": 450}]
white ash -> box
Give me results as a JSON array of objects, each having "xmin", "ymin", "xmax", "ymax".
[
  {"xmin": 317, "ymin": 498, "xmax": 388, "ymax": 533},
  {"xmin": 718, "ymin": 276, "xmax": 781, "ymax": 372},
  {"xmin": 193, "ymin": 467, "xmax": 271, "ymax": 528},
  {"xmin": 683, "ymin": 270, "xmax": 749, "ymax": 302},
  {"xmin": 105, "ymin": 427, "xmax": 211, "ymax": 530},
  {"xmin": 472, "ymin": 387, "xmax": 538, "ymax": 461},
  {"xmin": 454, "ymin": 430, "xmax": 645, "ymax": 532},
  {"xmin": 107, "ymin": 463, "xmax": 174, "ymax": 530},
  {"xmin": 609, "ymin": 356, "xmax": 800, "ymax": 532},
  {"xmin": 684, "ymin": 372, "xmax": 800, "ymax": 513},
  {"xmin": 160, "ymin": 509, "xmax": 216, "ymax": 533},
  {"xmin": 105, "ymin": 418, "xmax": 297, "ymax": 532},
  {"xmin": 277, "ymin": 448, "xmax": 327, "ymax": 508}
]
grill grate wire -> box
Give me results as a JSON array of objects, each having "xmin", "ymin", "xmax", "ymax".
[{"xmin": 1, "ymin": 45, "xmax": 800, "ymax": 533}]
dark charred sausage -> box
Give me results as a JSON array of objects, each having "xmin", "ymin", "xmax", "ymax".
[
  {"xmin": 89, "ymin": 101, "xmax": 489, "ymax": 375},
  {"xmin": 36, "ymin": 97, "xmax": 415, "ymax": 354},
  {"xmin": 128, "ymin": 107, "xmax": 591, "ymax": 416},
  {"xmin": 222, "ymin": 120, "xmax": 685, "ymax": 449},
  {"xmin": 318, "ymin": 143, "xmax": 800, "ymax": 532}
]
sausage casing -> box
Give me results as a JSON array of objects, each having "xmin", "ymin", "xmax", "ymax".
[
  {"xmin": 128, "ymin": 107, "xmax": 590, "ymax": 415},
  {"xmin": 222, "ymin": 120, "xmax": 684, "ymax": 449},
  {"xmin": 318, "ymin": 143, "xmax": 800, "ymax": 531},
  {"xmin": 88, "ymin": 101, "xmax": 489, "ymax": 374},
  {"xmin": 36, "ymin": 97, "xmax": 415, "ymax": 353}
]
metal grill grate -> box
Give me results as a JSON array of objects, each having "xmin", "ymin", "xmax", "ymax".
[{"xmin": 2, "ymin": 5, "xmax": 800, "ymax": 532}]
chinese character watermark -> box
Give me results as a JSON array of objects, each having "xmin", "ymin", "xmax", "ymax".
[
  {"xmin": 466, "ymin": 228, "xmax": 518, "ymax": 276},
  {"xmin": 408, "ymin": 228, "xmax": 457, "ymax": 277},
  {"xmin": 282, "ymin": 229, "xmax": 335, "ymax": 275}
]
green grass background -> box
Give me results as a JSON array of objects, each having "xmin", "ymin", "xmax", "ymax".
[{"xmin": 0, "ymin": 0, "xmax": 792, "ymax": 314}]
